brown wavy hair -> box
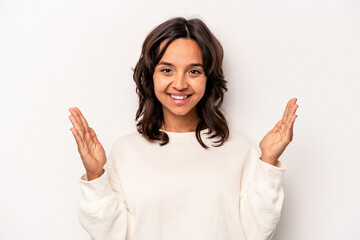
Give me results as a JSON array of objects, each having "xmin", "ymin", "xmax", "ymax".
[{"xmin": 133, "ymin": 17, "xmax": 229, "ymax": 149}]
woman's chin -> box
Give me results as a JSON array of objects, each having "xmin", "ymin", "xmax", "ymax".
[
  {"xmin": 163, "ymin": 105, "xmax": 196, "ymax": 117},
  {"xmin": 169, "ymin": 109, "xmax": 192, "ymax": 116}
]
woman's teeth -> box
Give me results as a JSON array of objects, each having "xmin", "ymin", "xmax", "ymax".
[{"xmin": 169, "ymin": 94, "xmax": 190, "ymax": 100}]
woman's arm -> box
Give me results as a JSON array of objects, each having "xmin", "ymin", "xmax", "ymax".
[
  {"xmin": 239, "ymin": 98, "xmax": 298, "ymax": 239},
  {"xmin": 239, "ymin": 146, "xmax": 286, "ymax": 239},
  {"xmin": 68, "ymin": 107, "xmax": 131, "ymax": 239},
  {"xmin": 78, "ymin": 148, "xmax": 131, "ymax": 240}
]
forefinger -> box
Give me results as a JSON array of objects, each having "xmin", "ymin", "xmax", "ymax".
[
  {"xmin": 74, "ymin": 107, "xmax": 91, "ymax": 134},
  {"xmin": 282, "ymin": 98, "xmax": 297, "ymax": 123}
]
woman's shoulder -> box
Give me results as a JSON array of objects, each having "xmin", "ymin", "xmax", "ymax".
[
  {"xmin": 109, "ymin": 130, "xmax": 146, "ymax": 152},
  {"xmin": 228, "ymin": 128, "xmax": 257, "ymax": 150},
  {"xmin": 115, "ymin": 130, "xmax": 144, "ymax": 143}
]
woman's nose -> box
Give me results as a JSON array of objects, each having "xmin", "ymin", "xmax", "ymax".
[{"xmin": 173, "ymin": 73, "xmax": 188, "ymax": 90}]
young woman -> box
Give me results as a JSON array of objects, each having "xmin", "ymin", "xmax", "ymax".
[{"xmin": 68, "ymin": 17, "xmax": 298, "ymax": 240}]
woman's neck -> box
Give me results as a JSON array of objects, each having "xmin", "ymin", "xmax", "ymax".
[
  {"xmin": 161, "ymin": 121, "xmax": 199, "ymax": 132},
  {"xmin": 161, "ymin": 107, "xmax": 201, "ymax": 132}
]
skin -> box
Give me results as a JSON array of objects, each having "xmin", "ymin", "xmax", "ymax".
[
  {"xmin": 259, "ymin": 97, "xmax": 298, "ymax": 166},
  {"xmin": 68, "ymin": 107, "xmax": 106, "ymax": 180},
  {"xmin": 68, "ymin": 38, "xmax": 299, "ymax": 180},
  {"xmin": 153, "ymin": 38, "xmax": 207, "ymax": 132}
]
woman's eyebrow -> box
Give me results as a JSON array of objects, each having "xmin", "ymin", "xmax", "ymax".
[{"xmin": 157, "ymin": 61, "xmax": 204, "ymax": 68}]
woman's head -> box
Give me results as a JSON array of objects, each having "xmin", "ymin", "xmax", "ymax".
[
  {"xmin": 133, "ymin": 17, "xmax": 229, "ymax": 148},
  {"xmin": 153, "ymin": 38, "xmax": 207, "ymax": 124}
]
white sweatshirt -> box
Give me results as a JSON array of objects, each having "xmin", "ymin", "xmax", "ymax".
[{"xmin": 78, "ymin": 128, "xmax": 286, "ymax": 240}]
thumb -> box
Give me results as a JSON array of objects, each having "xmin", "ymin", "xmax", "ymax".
[
  {"xmin": 89, "ymin": 127, "xmax": 100, "ymax": 144},
  {"xmin": 270, "ymin": 120, "xmax": 283, "ymax": 133}
]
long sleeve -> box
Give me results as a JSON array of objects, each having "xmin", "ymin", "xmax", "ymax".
[
  {"xmin": 77, "ymin": 142, "xmax": 132, "ymax": 240},
  {"xmin": 239, "ymin": 144, "xmax": 286, "ymax": 240}
]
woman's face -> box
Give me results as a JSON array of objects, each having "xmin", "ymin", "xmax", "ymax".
[{"xmin": 153, "ymin": 38, "xmax": 207, "ymax": 119}]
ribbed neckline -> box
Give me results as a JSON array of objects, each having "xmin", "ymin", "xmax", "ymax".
[{"xmin": 159, "ymin": 128, "xmax": 210, "ymax": 142}]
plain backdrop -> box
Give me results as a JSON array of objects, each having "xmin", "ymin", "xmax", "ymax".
[{"xmin": 0, "ymin": 0, "xmax": 359, "ymax": 239}]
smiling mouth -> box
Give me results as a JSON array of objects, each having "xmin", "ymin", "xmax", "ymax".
[{"xmin": 167, "ymin": 93, "xmax": 193, "ymax": 100}]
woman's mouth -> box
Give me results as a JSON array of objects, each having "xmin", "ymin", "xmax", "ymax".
[{"xmin": 167, "ymin": 93, "xmax": 193, "ymax": 106}]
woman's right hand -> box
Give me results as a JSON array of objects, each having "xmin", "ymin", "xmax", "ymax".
[{"xmin": 68, "ymin": 107, "xmax": 107, "ymax": 181}]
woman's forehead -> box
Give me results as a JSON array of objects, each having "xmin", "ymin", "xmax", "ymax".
[{"xmin": 158, "ymin": 38, "xmax": 203, "ymax": 65}]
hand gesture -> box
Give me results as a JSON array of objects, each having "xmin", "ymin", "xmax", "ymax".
[
  {"xmin": 259, "ymin": 98, "xmax": 299, "ymax": 166},
  {"xmin": 68, "ymin": 107, "xmax": 106, "ymax": 181}
]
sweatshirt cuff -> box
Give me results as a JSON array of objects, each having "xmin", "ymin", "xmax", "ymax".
[
  {"xmin": 255, "ymin": 158, "xmax": 286, "ymax": 187},
  {"xmin": 79, "ymin": 170, "xmax": 114, "ymax": 202}
]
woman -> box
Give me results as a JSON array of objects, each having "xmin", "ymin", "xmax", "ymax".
[{"xmin": 69, "ymin": 17, "xmax": 298, "ymax": 240}]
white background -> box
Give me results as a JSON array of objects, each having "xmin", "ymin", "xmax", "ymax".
[{"xmin": 0, "ymin": 0, "xmax": 359, "ymax": 239}]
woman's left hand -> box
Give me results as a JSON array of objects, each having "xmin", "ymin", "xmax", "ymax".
[{"xmin": 259, "ymin": 98, "xmax": 299, "ymax": 166}]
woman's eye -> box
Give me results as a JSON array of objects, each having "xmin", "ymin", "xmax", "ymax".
[
  {"xmin": 160, "ymin": 68, "xmax": 171, "ymax": 73},
  {"xmin": 190, "ymin": 69, "xmax": 201, "ymax": 74}
]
